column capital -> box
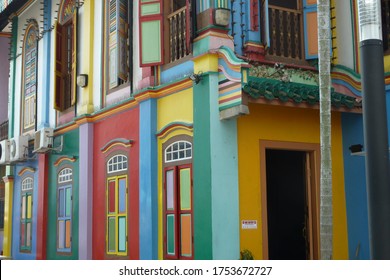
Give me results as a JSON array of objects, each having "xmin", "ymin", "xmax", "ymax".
[{"xmin": 2, "ymin": 175, "xmax": 14, "ymax": 184}]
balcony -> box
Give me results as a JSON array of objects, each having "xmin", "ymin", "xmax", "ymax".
[
  {"xmin": 167, "ymin": 6, "xmax": 189, "ymax": 63},
  {"xmin": 263, "ymin": 5, "xmax": 303, "ymax": 62},
  {"xmin": 0, "ymin": 120, "xmax": 8, "ymax": 141}
]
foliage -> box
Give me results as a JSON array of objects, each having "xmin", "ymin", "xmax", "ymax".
[{"xmin": 240, "ymin": 249, "xmax": 254, "ymax": 260}]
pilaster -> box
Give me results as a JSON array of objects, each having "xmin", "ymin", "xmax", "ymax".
[
  {"xmin": 193, "ymin": 52, "xmax": 240, "ymax": 260},
  {"xmin": 78, "ymin": 0, "xmax": 95, "ymax": 115},
  {"xmin": 36, "ymin": 154, "xmax": 49, "ymax": 259},
  {"xmin": 2, "ymin": 175, "xmax": 14, "ymax": 257},
  {"xmin": 78, "ymin": 122, "xmax": 94, "ymax": 259},
  {"xmin": 139, "ymin": 99, "xmax": 158, "ymax": 259}
]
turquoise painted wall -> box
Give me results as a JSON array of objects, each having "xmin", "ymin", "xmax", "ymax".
[
  {"xmin": 193, "ymin": 72, "xmax": 240, "ymax": 259},
  {"xmin": 209, "ymin": 73, "xmax": 240, "ymax": 259},
  {"xmin": 46, "ymin": 129, "xmax": 79, "ymax": 260}
]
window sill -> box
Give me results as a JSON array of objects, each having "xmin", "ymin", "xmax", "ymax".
[
  {"xmin": 162, "ymin": 54, "xmax": 193, "ymax": 71},
  {"xmin": 105, "ymin": 82, "xmax": 131, "ymax": 108}
]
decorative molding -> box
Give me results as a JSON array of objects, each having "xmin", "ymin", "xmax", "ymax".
[
  {"xmin": 156, "ymin": 122, "xmax": 193, "ymax": 139},
  {"xmin": 2, "ymin": 175, "xmax": 14, "ymax": 184},
  {"xmin": 54, "ymin": 156, "xmax": 77, "ymax": 167},
  {"xmin": 100, "ymin": 138, "xmax": 134, "ymax": 154},
  {"xmin": 250, "ymin": 64, "xmax": 319, "ymax": 85},
  {"xmin": 215, "ymin": 46, "xmax": 249, "ymax": 117},
  {"xmin": 17, "ymin": 167, "xmax": 35, "ymax": 176}
]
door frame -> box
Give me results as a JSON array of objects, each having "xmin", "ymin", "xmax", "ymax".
[{"xmin": 259, "ymin": 140, "xmax": 320, "ymax": 260}]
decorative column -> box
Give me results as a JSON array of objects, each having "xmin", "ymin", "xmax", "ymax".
[
  {"xmin": 192, "ymin": 52, "xmax": 240, "ymax": 259},
  {"xmin": 78, "ymin": 121, "xmax": 94, "ymax": 259},
  {"xmin": 139, "ymin": 99, "xmax": 158, "ymax": 259},
  {"xmin": 78, "ymin": 0, "xmax": 94, "ymax": 115},
  {"xmin": 2, "ymin": 175, "xmax": 14, "ymax": 257},
  {"xmin": 36, "ymin": 154, "xmax": 49, "ymax": 259}
]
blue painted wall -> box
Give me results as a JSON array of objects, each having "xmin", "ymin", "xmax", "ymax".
[
  {"xmin": 230, "ymin": 1, "xmax": 261, "ymax": 56},
  {"xmin": 11, "ymin": 161, "xmax": 39, "ymax": 260},
  {"xmin": 341, "ymin": 112, "xmax": 369, "ymax": 259},
  {"xmin": 139, "ymin": 99, "xmax": 158, "ymax": 259},
  {"xmin": 160, "ymin": 61, "xmax": 194, "ymax": 85}
]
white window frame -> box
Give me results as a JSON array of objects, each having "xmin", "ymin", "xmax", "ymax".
[
  {"xmin": 107, "ymin": 154, "xmax": 128, "ymax": 174},
  {"xmin": 164, "ymin": 141, "xmax": 192, "ymax": 163},
  {"xmin": 58, "ymin": 168, "xmax": 73, "ymax": 183}
]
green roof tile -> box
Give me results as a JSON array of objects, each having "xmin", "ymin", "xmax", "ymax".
[{"xmin": 243, "ymin": 77, "xmax": 361, "ymax": 109}]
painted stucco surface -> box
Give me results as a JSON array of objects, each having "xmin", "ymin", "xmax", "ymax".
[{"xmin": 238, "ymin": 103, "xmax": 348, "ymax": 259}]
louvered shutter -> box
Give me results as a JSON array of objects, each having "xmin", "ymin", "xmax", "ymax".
[
  {"xmin": 54, "ymin": 21, "xmax": 64, "ymax": 111},
  {"xmin": 303, "ymin": 0, "xmax": 318, "ymax": 59},
  {"xmin": 71, "ymin": 11, "xmax": 77, "ymax": 106},
  {"xmin": 109, "ymin": 0, "xmax": 129, "ymax": 89},
  {"xmin": 139, "ymin": 0, "xmax": 164, "ymax": 66}
]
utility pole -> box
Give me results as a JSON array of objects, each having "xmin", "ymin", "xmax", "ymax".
[{"xmin": 357, "ymin": 0, "xmax": 390, "ymax": 259}]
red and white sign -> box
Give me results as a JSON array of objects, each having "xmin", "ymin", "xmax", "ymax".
[{"xmin": 241, "ymin": 220, "xmax": 258, "ymax": 229}]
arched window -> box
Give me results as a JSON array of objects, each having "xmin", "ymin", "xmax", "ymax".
[
  {"xmin": 22, "ymin": 21, "xmax": 38, "ymax": 132},
  {"xmin": 54, "ymin": 0, "xmax": 77, "ymax": 111},
  {"xmin": 21, "ymin": 177, "xmax": 33, "ymax": 191},
  {"xmin": 58, "ymin": 167, "xmax": 73, "ymax": 183},
  {"xmin": 57, "ymin": 167, "xmax": 73, "ymax": 253},
  {"xmin": 20, "ymin": 176, "xmax": 34, "ymax": 252},
  {"xmin": 107, "ymin": 154, "xmax": 128, "ymax": 173},
  {"xmin": 165, "ymin": 141, "xmax": 192, "ymax": 163},
  {"xmin": 106, "ymin": 153, "xmax": 128, "ymax": 255}
]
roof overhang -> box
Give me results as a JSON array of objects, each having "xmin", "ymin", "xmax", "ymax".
[
  {"xmin": 0, "ymin": 0, "xmax": 28, "ymax": 31},
  {"xmin": 243, "ymin": 76, "xmax": 362, "ymax": 113}
]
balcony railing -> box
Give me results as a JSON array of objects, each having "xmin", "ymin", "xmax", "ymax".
[
  {"xmin": 266, "ymin": 5, "xmax": 303, "ymax": 60},
  {"xmin": 168, "ymin": 6, "xmax": 189, "ymax": 63},
  {"xmin": 0, "ymin": 120, "xmax": 8, "ymax": 141}
]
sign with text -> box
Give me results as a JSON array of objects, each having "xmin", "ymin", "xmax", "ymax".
[{"xmin": 241, "ymin": 220, "xmax": 258, "ymax": 229}]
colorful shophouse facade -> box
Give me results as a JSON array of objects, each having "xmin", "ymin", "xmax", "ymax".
[{"xmin": 0, "ymin": 0, "xmax": 388, "ymax": 260}]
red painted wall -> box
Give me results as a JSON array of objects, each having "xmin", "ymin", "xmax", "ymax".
[
  {"xmin": 92, "ymin": 106, "xmax": 140, "ymax": 259},
  {"xmin": 36, "ymin": 154, "xmax": 49, "ymax": 260}
]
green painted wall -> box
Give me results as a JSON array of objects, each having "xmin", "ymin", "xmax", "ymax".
[
  {"xmin": 193, "ymin": 72, "xmax": 240, "ymax": 259},
  {"xmin": 193, "ymin": 74, "xmax": 213, "ymax": 259},
  {"xmin": 209, "ymin": 73, "xmax": 240, "ymax": 260},
  {"xmin": 46, "ymin": 129, "xmax": 79, "ymax": 260}
]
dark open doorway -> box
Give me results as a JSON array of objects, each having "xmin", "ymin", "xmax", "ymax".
[{"xmin": 265, "ymin": 149, "xmax": 308, "ymax": 260}]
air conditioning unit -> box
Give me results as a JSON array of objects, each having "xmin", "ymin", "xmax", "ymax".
[
  {"xmin": 10, "ymin": 135, "xmax": 29, "ymax": 162},
  {"xmin": 33, "ymin": 127, "xmax": 54, "ymax": 153},
  {"xmin": 0, "ymin": 140, "xmax": 11, "ymax": 165}
]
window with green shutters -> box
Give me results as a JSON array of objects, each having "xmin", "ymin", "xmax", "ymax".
[
  {"xmin": 139, "ymin": 0, "xmax": 193, "ymax": 66},
  {"xmin": 20, "ymin": 177, "xmax": 33, "ymax": 252},
  {"xmin": 57, "ymin": 168, "xmax": 73, "ymax": 253},
  {"xmin": 106, "ymin": 154, "xmax": 128, "ymax": 256}
]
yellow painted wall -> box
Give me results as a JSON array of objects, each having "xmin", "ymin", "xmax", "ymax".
[
  {"xmin": 237, "ymin": 103, "xmax": 348, "ymax": 260},
  {"xmin": 157, "ymin": 89, "xmax": 193, "ymax": 131},
  {"xmin": 2, "ymin": 176, "xmax": 14, "ymax": 257},
  {"xmin": 156, "ymin": 88, "xmax": 193, "ymax": 259},
  {"xmin": 384, "ymin": 55, "xmax": 390, "ymax": 73}
]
